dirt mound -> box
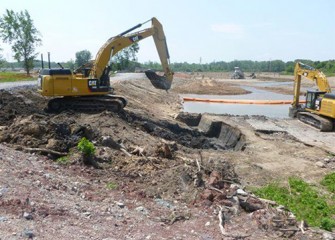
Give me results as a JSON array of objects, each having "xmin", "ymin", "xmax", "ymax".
[{"xmin": 0, "ymin": 89, "xmax": 45, "ymax": 125}]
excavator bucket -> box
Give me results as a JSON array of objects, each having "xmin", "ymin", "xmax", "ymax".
[{"xmin": 145, "ymin": 70, "xmax": 171, "ymax": 90}]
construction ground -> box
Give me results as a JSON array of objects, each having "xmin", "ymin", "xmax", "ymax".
[{"xmin": 0, "ymin": 72, "xmax": 335, "ymax": 239}]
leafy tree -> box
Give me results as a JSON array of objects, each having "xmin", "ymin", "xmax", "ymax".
[
  {"xmin": 63, "ymin": 59, "xmax": 75, "ymax": 70},
  {"xmin": 111, "ymin": 42, "xmax": 140, "ymax": 71},
  {"xmin": 0, "ymin": 9, "xmax": 41, "ymax": 75},
  {"xmin": 75, "ymin": 50, "xmax": 92, "ymax": 68},
  {"xmin": 284, "ymin": 61, "xmax": 294, "ymax": 73}
]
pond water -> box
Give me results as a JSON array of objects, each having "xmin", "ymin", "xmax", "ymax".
[{"xmin": 182, "ymin": 84, "xmax": 294, "ymax": 119}]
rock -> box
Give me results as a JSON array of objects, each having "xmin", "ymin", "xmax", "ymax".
[
  {"xmin": 201, "ymin": 189, "xmax": 214, "ymax": 202},
  {"xmin": 207, "ymin": 171, "xmax": 220, "ymax": 186},
  {"xmin": 115, "ymin": 202, "xmax": 125, "ymax": 208},
  {"xmin": 156, "ymin": 142, "xmax": 173, "ymax": 159},
  {"xmin": 46, "ymin": 138, "xmax": 61, "ymax": 150},
  {"xmin": 23, "ymin": 212, "xmax": 33, "ymax": 220},
  {"xmin": 175, "ymin": 112, "xmax": 202, "ymax": 126},
  {"xmin": 0, "ymin": 216, "xmax": 8, "ymax": 222},
  {"xmin": 0, "ymin": 187, "xmax": 8, "ymax": 197},
  {"xmin": 135, "ymin": 206, "xmax": 149, "ymax": 215},
  {"xmin": 83, "ymin": 212, "xmax": 91, "ymax": 217},
  {"xmin": 239, "ymin": 196, "xmax": 265, "ymax": 212},
  {"xmin": 22, "ymin": 229, "xmax": 34, "ymax": 238},
  {"xmin": 21, "ymin": 121, "xmax": 43, "ymax": 137},
  {"xmin": 316, "ymin": 161, "xmax": 326, "ymax": 168},
  {"xmin": 154, "ymin": 198, "xmax": 174, "ymax": 209},
  {"xmin": 323, "ymin": 232, "xmax": 334, "ymax": 240},
  {"xmin": 236, "ymin": 189, "xmax": 248, "ymax": 196},
  {"xmin": 205, "ymin": 221, "xmax": 211, "ymax": 226},
  {"xmin": 100, "ymin": 136, "xmax": 121, "ymax": 150}
]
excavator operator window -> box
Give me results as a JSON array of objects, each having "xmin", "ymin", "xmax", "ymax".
[{"xmin": 306, "ymin": 91, "xmax": 326, "ymax": 110}]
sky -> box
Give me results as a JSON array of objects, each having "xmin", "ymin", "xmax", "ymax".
[{"xmin": 1, "ymin": 0, "xmax": 335, "ymax": 64}]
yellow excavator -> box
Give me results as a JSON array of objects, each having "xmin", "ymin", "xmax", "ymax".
[
  {"xmin": 37, "ymin": 17, "xmax": 173, "ymax": 112},
  {"xmin": 289, "ymin": 62, "xmax": 335, "ymax": 131}
]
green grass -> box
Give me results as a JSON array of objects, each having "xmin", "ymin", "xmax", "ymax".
[
  {"xmin": 56, "ymin": 156, "xmax": 70, "ymax": 165},
  {"xmin": 106, "ymin": 182, "xmax": 118, "ymax": 190},
  {"xmin": 0, "ymin": 72, "xmax": 35, "ymax": 82},
  {"xmin": 321, "ymin": 172, "xmax": 335, "ymax": 193},
  {"xmin": 254, "ymin": 177, "xmax": 335, "ymax": 231}
]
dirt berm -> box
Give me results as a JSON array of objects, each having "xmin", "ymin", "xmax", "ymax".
[{"xmin": 0, "ymin": 74, "xmax": 334, "ymax": 239}]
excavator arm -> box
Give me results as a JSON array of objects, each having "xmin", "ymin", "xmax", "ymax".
[
  {"xmin": 91, "ymin": 17, "xmax": 173, "ymax": 90},
  {"xmin": 292, "ymin": 62, "xmax": 331, "ymax": 108}
]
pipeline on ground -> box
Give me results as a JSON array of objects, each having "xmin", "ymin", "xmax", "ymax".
[{"xmin": 183, "ymin": 97, "xmax": 306, "ymax": 105}]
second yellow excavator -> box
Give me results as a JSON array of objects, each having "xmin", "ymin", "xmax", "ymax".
[
  {"xmin": 37, "ymin": 17, "xmax": 173, "ymax": 112},
  {"xmin": 289, "ymin": 62, "xmax": 335, "ymax": 131}
]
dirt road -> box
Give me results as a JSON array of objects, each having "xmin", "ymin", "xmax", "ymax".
[{"xmin": 0, "ymin": 73, "xmax": 334, "ymax": 239}]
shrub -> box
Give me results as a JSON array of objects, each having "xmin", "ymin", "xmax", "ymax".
[
  {"xmin": 77, "ymin": 137, "xmax": 95, "ymax": 157},
  {"xmin": 321, "ymin": 218, "xmax": 335, "ymax": 231}
]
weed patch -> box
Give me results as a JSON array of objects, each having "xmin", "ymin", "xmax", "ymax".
[
  {"xmin": 56, "ymin": 156, "xmax": 69, "ymax": 165},
  {"xmin": 254, "ymin": 177, "xmax": 335, "ymax": 230},
  {"xmin": 106, "ymin": 182, "xmax": 118, "ymax": 190},
  {"xmin": 321, "ymin": 172, "xmax": 335, "ymax": 193}
]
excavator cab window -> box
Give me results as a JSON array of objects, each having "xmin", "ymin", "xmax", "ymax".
[{"xmin": 306, "ymin": 90, "xmax": 326, "ymax": 110}]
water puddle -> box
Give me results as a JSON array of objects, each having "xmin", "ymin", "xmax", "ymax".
[{"xmin": 182, "ymin": 85, "xmax": 293, "ymax": 119}]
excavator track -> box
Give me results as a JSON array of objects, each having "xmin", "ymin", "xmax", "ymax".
[
  {"xmin": 297, "ymin": 112, "xmax": 333, "ymax": 132},
  {"xmin": 47, "ymin": 95, "xmax": 127, "ymax": 113}
]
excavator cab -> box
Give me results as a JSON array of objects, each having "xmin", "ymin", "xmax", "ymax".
[{"xmin": 305, "ymin": 90, "xmax": 326, "ymax": 111}]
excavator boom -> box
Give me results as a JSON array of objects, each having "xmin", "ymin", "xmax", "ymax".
[{"xmin": 91, "ymin": 17, "xmax": 173, "ymax": 90}]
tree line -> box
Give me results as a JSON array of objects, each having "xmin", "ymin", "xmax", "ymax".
[{"xmin": 140, "ymin": 59, "xmax": 335, "ymax": 75}]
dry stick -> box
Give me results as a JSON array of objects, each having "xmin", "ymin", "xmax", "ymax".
[
  {"xmin": 120, "ymin": 148, "xmax": 132, "ymax": 157},
  {"xmin": 195, "ymin": 158, "xmax": 201, "ymax": 172},
  {"xmin": 278, "ymin": 228, "xmax": 299, "ymax": 232},
  {"xmin": 23, "ymin": 147, "xmax": 67, "ymax": 157},
  {"xmin": 196, "ymin": 150, "xmax": 202, "ymax": 172},
  {"xmin": 218, "ymin": 206, "xmax": 226, "ymax": 235},
  {"xmin": 207, "ymin": 185, "xmax": 224, "ymax": 194},
  {"xmin": 257, "ymin": 197, "xmax": 277, "ymax": 206},
  {"xmin": 218, "ymin": 205, "xmax": 251, "ymax": 239},
  {"xmin": 299, "ymin": 220, "xmax": 305, "ymax": 234}
]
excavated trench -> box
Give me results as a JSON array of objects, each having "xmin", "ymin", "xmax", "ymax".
[
  {"xmin": 119, "ymin": 111, "xmax": 246, "ymax": 151},
  {"xmin": 176, "ymin": 112, "xmax": 246, "ymax": 151}
]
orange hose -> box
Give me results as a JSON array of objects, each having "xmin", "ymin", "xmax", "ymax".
[{"xmin": 183, "ymin": 97, "xmax": 306, "ymax": 105}]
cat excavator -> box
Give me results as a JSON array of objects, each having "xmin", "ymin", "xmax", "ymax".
[
  {"xmin": 289, "ymin": 62, "xmax": 335, "ymax": 131},
  {"xmin": 37, "ymin": 17, "xmax": 173, "ymax": 112}
]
